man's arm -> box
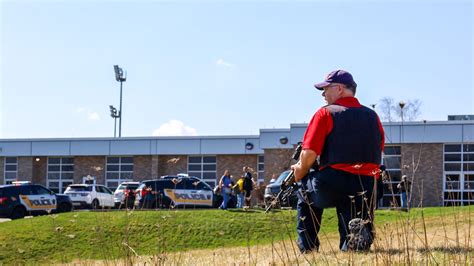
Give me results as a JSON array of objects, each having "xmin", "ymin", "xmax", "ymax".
[
  {"xmin": 291, "ymin": 107, "xmax": 330, "ymax": 182},
  {"xmin": 292, "ymin": 149, "xmax": 317, "ymax": 181}
]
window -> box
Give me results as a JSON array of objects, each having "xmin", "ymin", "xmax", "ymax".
[
  {"xmin": 380, "ymin": 146, "xmax": 401, "ymax": 208},
  {"xmin": 97, "ymin": 186, "xmax": 113, "ymax": 194},
  {"xmin": 444, "ymin": 143, "xmax": 474, "ymax": 206},
  {"xmin": 106, "ymin": 156, "xmax": 134, "ymax": 191},
  {"xmin": 183, "ymin": 179, "xmax": 196, "ymax": 189},
  {"xmin": 19, "ymin": 186, "xmax": 32, "ymax": 195},
  {"xmin": 32, "ymin": 185, "xmax": 52, "ymax": 195},
  {"xmin": 47, "ymin": 157, "xmax": 74, "ymax": 193},
  {"xmin": 257, "ymin": 155, "xmax": 264, "ymax": 185},
  {"xmin": 103, "ymin": 186, "xmax": 113, "ymax": 194},
  {"xmin": 4, "ymin": 157, "xmax": 18, "ymax": 184},
  {"xmin": 188, "ymin": 156, "xmax": 217, "ymax": 187}
]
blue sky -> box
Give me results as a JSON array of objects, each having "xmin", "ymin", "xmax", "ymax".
[{"xmin": 1, "ymin": 0, "xmax": 472, "ymax": 138}]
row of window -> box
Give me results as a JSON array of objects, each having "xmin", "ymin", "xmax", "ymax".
[
  {"xmin": 4, "ymin": 157, "xmax": 17, "ymax": 184},
  {"xmin": 443, "ymin": 144, "xmax": 474, "ymax": 206},
  {"xmin": 379, "ymin": 144, "xmax": 474, "ymax": 207},
  {"xmin": 105, "ymin": 156, "xmax": 134, "ymax": 189},
  {"xmin": 188, "ymin": 156, "xmax": 217, "ymax": 187},
  {"xmin": 47, "ymin": 157, "xmax": 74, "ymax": 193},
  {"xmin": 379, "ymin": 146, "xmax": 402, "ymax": 208}
]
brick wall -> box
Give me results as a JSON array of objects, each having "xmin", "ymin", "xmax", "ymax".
[
  {"xmin": 134, "ymin": 156, "xmax": 153, "ymax": 181},
  {"xmin": 32, "ymin": 157, "xmax": 47, "ymax": 185},
  {"xmin": 18, "ymin": 157, "xmax": 33, "ymax": 182},
  {"xmin": 74, "ymin": 156, "xmax": 106, "ymax": 185},
  {"xmin": 216, "ymin": 155, "xmax": 258, "ymax": 183},
  {"xmin": 0, "ymin": 157, "xmax": 4, "ymax": 184},
  {"xmin": 151, "ymin": 155, "xmax": 159, "ymax": 178},
  {"xmin": 401, "ymin": 143, "xmax": 444, "ymax": 207},
  {"xmin": 158, "ymin": 155, "xmax": 187, "ymax": 176},
  {"xmin": 264, "ymin": 148, "xmax": 294, "ymax": 184}
]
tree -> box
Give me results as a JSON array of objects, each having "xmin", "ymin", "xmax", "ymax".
[
  {"xmin": 376, "ymin": 97, "xmax": 421, "ymax": 122},
  {"xmin": 378, "ymin": 97, "xmax": 395, "ymax": 122}
]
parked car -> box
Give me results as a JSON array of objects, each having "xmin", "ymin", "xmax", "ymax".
[
  {"xmin": 113, "ymin": 181, "xmax": 140, "ymax": 208},
  {"xmin": 64, "ymin": 184, "xmax": 115, "ymax": 209},
  {"xmin": 0, "ymin": 182, "xmax": 73, "ymax": 219},
  {"xmin": 135, "ymin": 175, "xmax": 236, "ymax": 209},
  {"xmin": 264, "ymin": 170, "xmax": 298, "ymax": 209}
]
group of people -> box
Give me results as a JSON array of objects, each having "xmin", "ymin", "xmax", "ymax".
[{"xmin": 218, "ymin": 166, "xmax": 256, "ymax": 210}]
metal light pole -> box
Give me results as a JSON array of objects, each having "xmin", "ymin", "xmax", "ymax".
[
  {"xmin": 113, "ymin": 65, "xmax": 126, "ymax": 137},
  {"xmin": 399, "ymin": 101, "xmax": 405, "ymax": 143},
  {"xmin": 109, "ymin": 105, "xmax": 119, "ymax": 137},
  {"xmin": 398, "ymin": 101, "xmax": 406, "ymax": 209}
]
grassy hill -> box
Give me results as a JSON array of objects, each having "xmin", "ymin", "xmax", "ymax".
[{"xmin": 0, "ymin": 206, "xmax": 472, "ymax": 264}]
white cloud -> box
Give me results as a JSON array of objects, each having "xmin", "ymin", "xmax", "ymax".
[
  {"xmin": 76, "ymin": 107, "xmax": 100, "ymax": 121},
  {"xmin": 152, "ymin": 120, "xmax": 198, "ymax": 136},
  {"xmin": 87, "ymin": 112, "xmax": 100, "ymax": 121},
  {"xmin": 216, "ymin": 58, "xmax": 235, "ymax": 68}
]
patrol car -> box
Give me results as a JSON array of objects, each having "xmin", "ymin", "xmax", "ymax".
[
  {"xmin": 135, "ymin": 174, "xmax": 236, "ymax": 209},
  {"xmin": 0, "ymin": 182, "xmax": 73, "ymax": 219}
]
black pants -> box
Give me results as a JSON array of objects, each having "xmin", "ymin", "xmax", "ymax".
[
  {"xmin": 244, "ymin": 190, "xmax": 252, "ymax": 206},
  {"xmin": 296, "ymin": 167, "xmax": 375, "ymax": 251}
]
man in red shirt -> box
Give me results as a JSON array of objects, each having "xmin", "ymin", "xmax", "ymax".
[{"xmin": 291, "ymin": 70, "xmax": 385, "ymax": 252}]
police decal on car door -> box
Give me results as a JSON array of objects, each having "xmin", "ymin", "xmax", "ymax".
[{"xmin": 163, "ymin": 189, "xmax": 213, "ymax": 206}]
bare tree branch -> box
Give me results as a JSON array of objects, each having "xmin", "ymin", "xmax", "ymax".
[
  {"xmin": 377, "ymin": 98, "xmax": 422, "ymax": 122},
  {"xmin": 378, "ymin": 97, "xmax": 395, "ymax": 122}
]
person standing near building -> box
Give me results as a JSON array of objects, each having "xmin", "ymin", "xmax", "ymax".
[
  {"xmin": 291, "ymin": 70, "xmax": 385, "ymax": 252},
  {"xmin": 242, "ymin": 166, "xmax": 255, "ymax": 208},
  {"xmin": 233, "ymin": 176, "xmax": 245, "ymax": 208},
  {"xmin": 397, "ymin": 175, "xmax": 411, "ymax": 209},
  {"xmin": 218, "ymin": 170, "xmax": 233, "ymax": 210}
]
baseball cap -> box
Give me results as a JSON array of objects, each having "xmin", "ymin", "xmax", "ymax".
[{"xmin": 314, "ymin": 70, "xmax": 357, "ymax": 91}]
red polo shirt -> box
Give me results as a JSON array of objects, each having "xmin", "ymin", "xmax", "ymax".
[{"xmin": 302, "ymin": 97, "xmax": 385, "ymax": 178}]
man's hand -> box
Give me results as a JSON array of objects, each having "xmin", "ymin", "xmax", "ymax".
[
  {"xmin": 291, "ymin": 163, "xmax": 305, "ymax": 182},
  {"xmin": 291, "ymin": 149, "xmax": 317, "ymax": 181}
]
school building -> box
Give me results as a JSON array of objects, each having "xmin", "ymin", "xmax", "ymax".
[{"xmin": 0, "ymin": 116, "xmax": 473, "ymax": 208}]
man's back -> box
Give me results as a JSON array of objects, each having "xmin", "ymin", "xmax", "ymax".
[{"xmin": 320, "ymin": 104, "xmax": 382, "ymax": 167}]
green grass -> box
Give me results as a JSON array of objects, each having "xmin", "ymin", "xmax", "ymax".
[{"xmin": 0, "ymin": 206, "xmax": 471, "ymax": 264}]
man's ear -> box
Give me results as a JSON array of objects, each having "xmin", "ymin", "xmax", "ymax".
[{"xmin": 337, "ymin": 85, "xmax": 344, "ymax": 95}]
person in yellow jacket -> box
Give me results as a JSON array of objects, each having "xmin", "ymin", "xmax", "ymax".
[{"xmin": 232, "ymin": 177, "xmax": 244, "ymax": 208}]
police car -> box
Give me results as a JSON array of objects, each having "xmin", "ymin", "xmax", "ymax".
[
  {"xmin": 135, "ymin": 174, "xmax": 236, "ymax": 209},
  {"xmin": 0, "ymin": 181, "xmax": 73, "ymax": 219}
]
